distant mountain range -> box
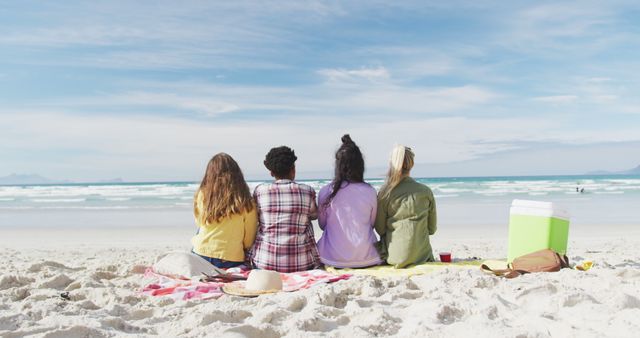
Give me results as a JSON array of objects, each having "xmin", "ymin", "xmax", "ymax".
[
  {"xmin": 587, "ymin": 165, "xmax": 640, "ymax": 176},
  {"xmin": 0, "ymin": 174, "xmax": 64, "ymax": 185}
]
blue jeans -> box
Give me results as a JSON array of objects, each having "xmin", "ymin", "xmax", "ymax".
[{"xmin": 193, "ymin": 252, "xmax": 244, "ymax": 269}]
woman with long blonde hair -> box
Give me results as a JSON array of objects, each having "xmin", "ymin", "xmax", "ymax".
[
  {"xmin": 191, "ymin": 153, "xmax": 257, "ymax": 269},
  {"xmin": 374, "ymin": 145, "xmax": 438, "ymax": 268}
]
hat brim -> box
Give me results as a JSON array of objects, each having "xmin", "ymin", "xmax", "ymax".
[
  {"xmin": 221, "ymin": 284, "xmax": 281, "ymax": 297},
  {"xmin": 480, "ymin": 260, "xmax": 510, "ymax": 274}
]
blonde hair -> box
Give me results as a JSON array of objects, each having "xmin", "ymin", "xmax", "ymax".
[
  {"xmin": 378, "ymin": 145, "xmax": 415, "ymax": 199},
  {"xmin": 195, "ymin": 153, "xmax": 255, "ymax": 225}
]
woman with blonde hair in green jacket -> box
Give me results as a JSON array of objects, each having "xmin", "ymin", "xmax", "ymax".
[{"xmin": 374, "ymin": 145, "xmax": 438, "ymax": 268}]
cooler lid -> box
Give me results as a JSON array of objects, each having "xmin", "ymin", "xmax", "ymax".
[{"xmin": 510, "ymin": 199, "xmax": 570, "ymax": 220}]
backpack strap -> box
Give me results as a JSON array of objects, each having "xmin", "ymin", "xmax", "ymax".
[{"xmin": 480, "ymin": 263, "xmax": 528, "ymax": 279}]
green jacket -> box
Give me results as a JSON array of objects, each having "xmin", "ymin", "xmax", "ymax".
[{"xmin": 374, "ymin": 177, "xmax": 437, "ymax": 268}]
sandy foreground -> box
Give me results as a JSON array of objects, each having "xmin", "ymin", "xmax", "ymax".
[{"xmin": 1, "ymin": 226, "xmax": 639, "ymax": 338}]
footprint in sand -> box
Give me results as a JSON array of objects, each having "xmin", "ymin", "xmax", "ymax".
[
  {"xmin": 613, "ymin": 293, "xmax": 640, "ymax": 310},
  {"xmin": 255, "ymin": 307, "xmax": 289, "ymax": 325},
  {"xmin": 0, "ymin": 274, "xmax": 34, "ymax": 290},
  {"xmin": 394, "ymin": 290, "xmax": 424, "ymax": 300},
  {"xmin": 353, "ymin": 308, "xmax": 400, "ymax": 336},
  {"xmin": 353, "ymin": 298, "xmax": 392, "ymax": 308},
  {"xmin": 284, "ymin": 295, "xmax": 307, "ymax": 312},
  {"xmin": 100, "ymin": 317, "xmax": 149, "ymax": 334},
  {"xmin": 483, "ymin": 305, "xmax": 499, "ymax": 320},
  {"xmin": 515, "ymin": 283, "xmax": 558, "ymax": 299},
  {"xmin": 562, "ymin": 293, "xmax": 600, "ymax": 307},
  {"xmin": 436, "ymin": 304, "xmax": 466, "ymax": 325},
  {"xmin": 27, "ymin": 261, "xmax": 80, "ymax": 272},
  {"xmin": 128, "ymin": 308, "xmax": 155, "ymax": 320},
  {"xmin": 221, "ymin": 325, "xmax": 280, "ymax": 338},
  {"xmin": 39, "ymin": 325, "xmax": 107, "ymax": 338},
  {"xmin": 10, "ymin": 287, "xmax": 30, "ymax": 301},
  {"xmin": 38, "ymin": 274, "xmax": 74, "ymax": 290},
  {"xmin": 199, "ymin": 309, "xmax": 252, "ymax": 325},
  {"xmin": 295, "ymin": 313, "xmax": 350, "ymax": 332},
  {"xmin": 473, "ymin": 276, "xmax": 500, "ymax": 289},
  {"xmin": 0, "ymin": 314, "xmax": 22, "ymax": 331},
  {"xmin": 129, "ymin": 264, "xmax": 148, "ymax": 274},
  {"xmin": 78, "ymin": 300, "xmax": 100, "ymax": 310},
  {"xmin": 91, "ymin": 271, "xmax": 118, "ymax": 281},
  {"xmin": 615, "ymin": 269, "xmax": 640, "ymax": 279},
  {"xmin": 315, "ymin": 287, "xmax": 355, "ymax": 309}
]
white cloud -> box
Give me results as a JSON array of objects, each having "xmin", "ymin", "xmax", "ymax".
[
  {"xmin": 532, "ymin": 95, "xmax": 578, "ymax": 104},
  {"xmin": 592, "ymin": 95, "xmax": 618, "ymax": 103},
  {"xmin": 497, "ymin": 2, "xmax": 625, "ymax": 54},
  {"xmin": 403, "ymin": 59, "xmax": 453, "ymax": 77},
  {"xmin": 0, "ymin": 111, "xmax": 529, "ymax": 179},
  {"xmin": 33, "ymin": 78, "xmax": 498, "ymax": 119},
  {"xmin": 318, "ymin": 66, "xmax": 390, "ymax": 82},
  {"xmin": 342, "ymin": 85, "xmax": 496, "ymax": 114},
  {"xmin": 112, "ymin": 92, "xmax": 241, "ymax": 116},
  {"xmin": 4, "ymin": 105, "xmax": 639, "ymax": 181},
  {"xmin": 586, "ymin": 77, "xmax": 612, "ymax": 83},
  {"xmin": 2, "ymin": 1, "xmax": 640, "ymax": 180}
]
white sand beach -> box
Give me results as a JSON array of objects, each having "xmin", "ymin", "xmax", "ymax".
[
  {"xmin": 1, "ymin": 226, "xmax": 639, "ymax": 338},
  {"xmin": 4, "ymin": 0, "xmax": 640, "ymax": 337}
]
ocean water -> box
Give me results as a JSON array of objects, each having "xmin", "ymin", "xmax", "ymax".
[{"xmin": 1, "ymin": 175, "xmax": 639, "ymax": 231}]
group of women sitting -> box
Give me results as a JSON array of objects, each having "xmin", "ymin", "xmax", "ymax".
[{"xmin": 191, "ymin": 134, "xmax": 437, "ymax": 272}]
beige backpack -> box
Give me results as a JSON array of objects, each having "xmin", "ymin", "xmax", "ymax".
[{"xmin": 481, "ymin": 249, "xmax": 570, "ymax": 278}]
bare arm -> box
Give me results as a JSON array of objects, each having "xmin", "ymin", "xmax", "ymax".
[
  {"xmin": 309, "ymin": 198, "xmax": 318, "ymax": 221},
  {"xmin": 243, "ymin": 208, "xmax": 258, "ymax": 250}
]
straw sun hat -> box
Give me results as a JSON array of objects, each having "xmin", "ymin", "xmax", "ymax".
[{"xmin": 222, "ymin": 270, "xmax": 283, "ymax": 297}]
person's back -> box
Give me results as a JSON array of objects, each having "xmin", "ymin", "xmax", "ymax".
[
  {"xmin": 192, "ymin": 190, "xmax": 257, "ymax": 264},
  {"xmin": 374, "ymin": 146, "xmax": 437, "ymax": 268},
  {"xmin": 316, "ymin": 135, "xmax": 382, "ymax": 268},
  {"xmin": 317, "ymin": 182, "xmax": 382, "ymax": 267},
  {"xmin": 191, "ymin": 153, "xmax": 257, "ymax": 269},
  {"xmin": 250, "ymin": 146, "xmax": 321, "ymax": 272},
  {"xmin": 376, "ymin": 177, "xmax": 436, "ymax": 267}
]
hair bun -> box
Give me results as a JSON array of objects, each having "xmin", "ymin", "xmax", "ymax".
[{"xmin": 341, "ymin": 134, "xmax": 354, "ymax": 145}]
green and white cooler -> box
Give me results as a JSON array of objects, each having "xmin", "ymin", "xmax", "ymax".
[{"xmin": 507, "ymin": 199, "xmax": 570, "ymax": 262}]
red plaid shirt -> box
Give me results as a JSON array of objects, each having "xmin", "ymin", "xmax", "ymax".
[{"xmin": 250, "ymin": 179, "xmax": 321, "ymax": 272}]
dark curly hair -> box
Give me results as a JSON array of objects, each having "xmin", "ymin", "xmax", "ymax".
[
  {"xmin": 264, "ymin": 146, "xmax": 298, "ymax": 178},
  {"xmin": 323, "ymin": 134, "xmax": 365, "ymax": 208}
]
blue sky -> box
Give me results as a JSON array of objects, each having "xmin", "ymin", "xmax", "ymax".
[{"xmin": 1, "ymin": 1, "xmax": 639, "ymax": 181}]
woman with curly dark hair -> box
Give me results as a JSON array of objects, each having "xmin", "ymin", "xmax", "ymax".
[
  {"xmin": 250, "ymin": 146, "xmax": 321, "ymax": 272},
  {"xmin": 316, "ymin": 135, "xmax": 382, "ymax": 268}
]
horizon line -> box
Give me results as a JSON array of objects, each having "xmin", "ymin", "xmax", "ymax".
[{"xmin": 2, "ymin": 172, "xmax": 639, "ymax": 187}]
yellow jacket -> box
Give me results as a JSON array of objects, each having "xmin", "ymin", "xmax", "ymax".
[{"xmin": 191, "ymin": 191, "xmax": 258, "ymax": 262}]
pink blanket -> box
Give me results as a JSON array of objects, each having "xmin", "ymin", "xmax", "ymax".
[{"xmin": 141, "ymin": 268, "xmax": 351, "ymax": 301}]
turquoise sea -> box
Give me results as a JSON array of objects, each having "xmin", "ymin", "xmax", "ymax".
[{"xmin": 1, "ymin": 175, "xmax": 639, "ymax": 230}]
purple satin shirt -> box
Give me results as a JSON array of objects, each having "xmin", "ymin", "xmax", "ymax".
[{"xmin": 316, "ymin": 182, "xmax": 382, "ymax": 268}]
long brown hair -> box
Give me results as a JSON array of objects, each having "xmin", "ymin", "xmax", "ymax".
[{"xmin": 194, "ymin": 153, "xmax": 254, "ymax": 224}]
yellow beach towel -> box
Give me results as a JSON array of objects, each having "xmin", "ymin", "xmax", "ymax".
[{"xmin": 325, "ymin": 260, "xmax": 483, "ymax": 277}]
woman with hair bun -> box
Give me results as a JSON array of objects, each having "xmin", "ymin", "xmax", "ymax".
[
  {"xmin": 316, "ymin": 134, "xmax": 382, "ymax": 268},
  {"xmin": 374, "ymin": 145, "xmax": 437, "ymax": 268}
]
